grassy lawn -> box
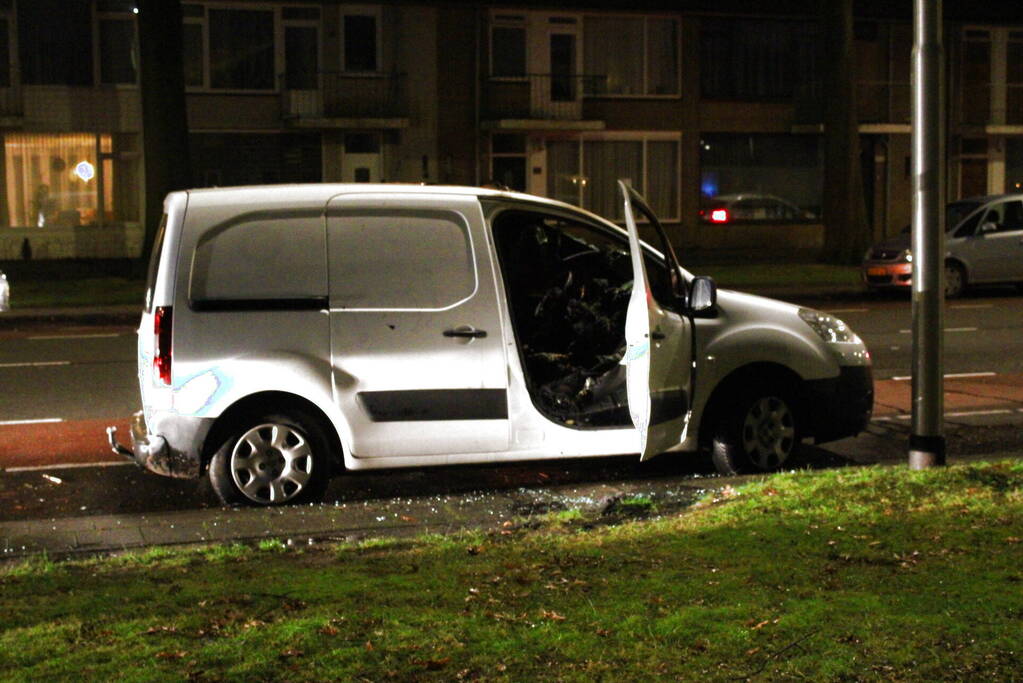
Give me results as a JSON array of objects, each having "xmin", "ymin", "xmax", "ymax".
[
  {"xmin": 2, "ymin": 461, "xmax": 1021, "ymax": 681},
  {"xmin": 8, "ymin": 277, "xmax": 144, "ymax": 309}
]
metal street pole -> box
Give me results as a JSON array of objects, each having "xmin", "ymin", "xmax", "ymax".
[{"xmin": 909, "ymin": 0, "xmax": 946, "ymax": 468}]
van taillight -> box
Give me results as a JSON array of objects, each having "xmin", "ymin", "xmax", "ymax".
[
  {"xmin": 710, "ymin": 208, "xmax": 730, "ymax": 223},
  {"xmin": 154, "ymin": 306, "xmax": 173, "ymax": 386}
]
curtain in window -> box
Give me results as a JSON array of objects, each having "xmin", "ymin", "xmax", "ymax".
[
  {"xmin": 647, "ymin": 142, "xmax": 678, "ymax": 219},
  {"xmin": 584, "ymin": 141, "xmax": 642, "ymax": 220},
  {"xmin": 584, "ymin": 18, "xmax": 643, "ymax": 95},
  {"xmin": 547, "ymin": 140, "xmax": 581, "ymax": 206},
  {"xmin": 4, "ymin": 133, "xmax": 106, "ymax": 227}
]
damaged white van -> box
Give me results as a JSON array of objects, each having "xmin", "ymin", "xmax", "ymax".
[{"xmin": 108, "ymin": 182, "xmax": 872, "ymax": 506}]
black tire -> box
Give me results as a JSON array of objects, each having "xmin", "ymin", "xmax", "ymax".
[
  {"xmin": 711, "ymin": 386, "xmax": 801, "ymax": 476},
  {"xmin": 209, "ymin": 410, "xmax": 331, "ymax": 506},
  {"xmin": 945, "ymin": 261, "xmax": 966, "ymax": 299}
]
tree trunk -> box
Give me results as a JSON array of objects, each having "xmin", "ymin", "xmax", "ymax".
[
  {"xmin": 820, "ymin": 0, "xmax": 870, "ymax": 264},
  {"xmin": 137, "ymin": 0, "xmax": 191, "ymax": 273}
]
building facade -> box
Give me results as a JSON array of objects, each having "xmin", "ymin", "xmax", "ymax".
[{"xmin": 1, "ymin": 0, "xmax": 1021, "ymax": 261}]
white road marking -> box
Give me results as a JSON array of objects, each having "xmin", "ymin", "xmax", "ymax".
[
  {"xmin": 898, "ymin": 327, "xmax": 978, "ymax": 334},
  {"xmin": 0, "ymin": 417, "xmax": 63, "ymax": 426},
  {"xmin": 827, "ymin": 308, "xmax": 869, "ymax": 313},
  {"xmin": 877, "ymin": 408, "xmax": 1014, "ymax": 421},
  {"xmin": 889, "ymin": 371, "xmax": 996, "ymax": 381},
  {"xmin": 0, "ymin": 360, "xmax": 71, "ymax": 368},
  {"xmin": 27, "ymin": 333, "xmax": 121, "ymax": 340},
  {"xmin": 3, "ymin": 461, "xmax": 133, "ymax": 473}
]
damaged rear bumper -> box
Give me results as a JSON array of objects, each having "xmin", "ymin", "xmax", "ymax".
[{"xmin": 106, "ymin": 411, "xmax": 210, "ymax": 479}]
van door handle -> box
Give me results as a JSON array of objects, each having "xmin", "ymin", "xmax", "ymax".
[
  {"xmin": 650, "ymin": 331, "xmax": 666, "ymax": 340},
  {"xmin": 444, "ymin": 327, "xmax": 487, "ymax": 339}
]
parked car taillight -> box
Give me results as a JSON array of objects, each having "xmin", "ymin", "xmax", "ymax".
[
  {"xmin": 709, "ymin": 208, "xmax": 729, "ymax": 223},
  {"xmin": 154, "ymin": 306, "xmax": 173, "ymax": 385}
]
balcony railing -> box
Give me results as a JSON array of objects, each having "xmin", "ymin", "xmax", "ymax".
[
  {"xmin": 280, "ymin": 72, "xmax": 407, "ymax": 121},
  {"xmin": 959, "ymin": 82, "xmax": 1023, "ymax": 126},
  {"xmin": 482, "ymin": 73, "xmax": 606, "ymax": 121}
]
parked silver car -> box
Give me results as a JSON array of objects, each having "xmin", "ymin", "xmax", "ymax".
[{"xmin": 863, "ymin": 195, "xmax": 1023, "ymax": 297}]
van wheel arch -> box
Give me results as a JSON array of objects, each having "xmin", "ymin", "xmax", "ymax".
[
  {"xmin": 202, "ymin": 392, "xmax": 344, "ymax": 475},
  {"xmin": 698, "ymin": 363, "xmax": 808, "ymax": 452}
]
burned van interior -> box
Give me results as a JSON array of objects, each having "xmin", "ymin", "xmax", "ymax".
[{"xmin": 492, "ymin": 209, "xmax": 676, "ymax": 429}]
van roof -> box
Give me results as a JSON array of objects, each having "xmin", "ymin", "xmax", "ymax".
[{"xmin": 181, "ymin": 183, "xmax": 565, "ymax": 208}]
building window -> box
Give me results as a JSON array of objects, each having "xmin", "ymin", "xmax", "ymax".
[
  {"xmin": 547, "ymin": 135, "xmax": 680, "ymax": 221},
  {"xmin": 343, "ymin": 8, "xmax": 381, "ymax": 73},
  {"xmin": 283, "ymin": 7, "xmax": 320, "ymax": 90},
  {"xmin": 18, "ymin": 0, "xmax": 93, "ymax": 86},
  {"xmin": 490, "ymin": 134, "xmax": 526, "ymax": 191},
  {"xmin": 0, "ymin": 16, "xmax": 10, "ymax": 88},
  {"xmin": 1007, "ymin": 138, "xmax": 1023, "ymax": 193},
  {"xmin": 699, "ymin": 134, "xmax": 822, "ymax": 223},
  {"xmin": 584, "ymin": 16, "xmax": 679, "ymax": 96},
  {"xmin": 491, "ymin": 15, "xmax": 526, "ymax": 78},
  {"xmin": 3, "ymin": 133, "xmax": 138, "ymax": 228},
  {"xmin": 209, "ymin": 8, "xmax": 274, "ymax": 89},
  {"xmin": 96, "ymin": 1, "xmax": 138, "ymax": 85},
  {"xmin": 700, "ymin": 19, "xmax": 819, "ymax": 101}
]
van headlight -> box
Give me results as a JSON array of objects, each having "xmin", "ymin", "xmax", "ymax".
[
  {"xmin": 798, "ymin": 308, "xmax": 861, "ymax": 345},
  {"xmin": 897, "ymin": 248, "xmax": 912, "ymax": 263}
]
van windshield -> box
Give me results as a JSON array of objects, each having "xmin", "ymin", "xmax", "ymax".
[{"xmin": 144, "ymin": 214, "xmax": 168, "ymax": 313}]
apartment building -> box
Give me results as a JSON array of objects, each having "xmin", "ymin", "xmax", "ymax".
[{"xmin": 1, "ymin": 0, "xmax": 1021, "ymax": 260}]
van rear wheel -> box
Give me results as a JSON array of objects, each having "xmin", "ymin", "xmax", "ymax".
[
  {"xmin": 209, "ymin": 411, "xmax": 331, "ymax": 506},
  {"xmin": 711, "ymin": 387, "xmax": 800, "ymax": 476}
]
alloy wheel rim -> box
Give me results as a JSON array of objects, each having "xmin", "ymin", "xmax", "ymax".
[
  {"xmin": 230, "ymin": 423, "xmax": 313, "ymax": 504},
  {"xmin": 740, "ymin": 396, "xmax": 795, "ymax": 470}
]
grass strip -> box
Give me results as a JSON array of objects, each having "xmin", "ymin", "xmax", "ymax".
[
  {"xmin": 7, "ymin": 277, "xmax": 144, "ymax": 309},
  {"xmin": 1, "ymin": 461, "xmax": 1021, "ymax": 681}
]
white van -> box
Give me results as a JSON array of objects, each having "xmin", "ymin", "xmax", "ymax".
[{"xmin": 108, "ymin": 182, "xmax": 872, "ymax": 506}]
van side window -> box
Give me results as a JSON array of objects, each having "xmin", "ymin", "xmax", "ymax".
[
  {"xmin": 328, "ymin": 210, "xmax": 476, "ymax": 310},
  {"xmin": 190, "ymin": 213, "xmax": 326, "ymax": 304},
  {"xmin": 985, "ymin": 200, "xmax": 1023, "ymax": 232}
]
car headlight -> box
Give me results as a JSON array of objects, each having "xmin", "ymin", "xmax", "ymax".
[
  {"xmin": 897, "ymin": 248, "xmax": 912, "ymax": 263},
  {"xmin": 798, "ymin": 308, "xmax": 861, "ymax": 345}
]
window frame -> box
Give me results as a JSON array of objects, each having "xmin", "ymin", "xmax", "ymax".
[
  {"xmin": 281, "ymin": 5, "xmax": 321, "ymax": 91},
  {"xmin": 489, "ymin": 12, "xmax": 527, "ymax": 81},
  {"xmin": 341, "ymin": 5, "xmax": 383, "ymax": 75},
  {"xmin": 547, "ymin": 131, "xmax": 682, "ymax": 222},
  {"xmin": 182, "ymin": 2, "xmax": 285, "ymax": 94},
  {"xmin": 93, "ymin": 2, "xmax": 138, "ymax": 87},
  {"xmin": 582, "ymin": 13, "xmax": 681, "ymax": 99}
]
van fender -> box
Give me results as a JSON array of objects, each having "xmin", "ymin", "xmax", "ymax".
[{"xmin": 171, "ymin": 351, "xmax": 355, "ymax": 464}]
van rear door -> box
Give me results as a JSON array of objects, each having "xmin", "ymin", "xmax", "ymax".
[{"xmin": 619, "ymin": 181, "xmax": 693, "ymax": 460}]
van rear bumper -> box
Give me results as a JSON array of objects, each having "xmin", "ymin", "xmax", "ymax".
[
  {"xmin": 805, "ymin": 366, "xmax": 874, "ymax": 443},
  {"xmin": 107, "ymin": 411, "xmax": 211, "ymax": 479}
]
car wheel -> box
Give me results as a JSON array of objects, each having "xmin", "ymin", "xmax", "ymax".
[
  {"xmin": 209, "ymin": 411, "xmax": 331, "ymax": 506},
  {"xmin": 945, "ymin": 261, "xmax": 966, "ymax": 298},
  {"xmin": 711, "ymin": 388, "xmax": 800, "ymax": 476}
]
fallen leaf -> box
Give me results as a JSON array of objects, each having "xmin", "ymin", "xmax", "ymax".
[
  {"xmin": 751, "ymin": 620, "xmax": 770, "ymax": 630},
  {"xmin": 155, "ymin": 651, "xmax": 186, "ymax": 660},
  {"xmin": 365, "ymin": 641, "xmax": 374, "ymax": 651},
  {"xmin": 595, "ymin": 628, "xmax": 612, "ymax": 637},
  {"xmin": 746, "ymin": 647, "xmax": 761, "ymax": 656},
  {"xmin": 319, "ymin": 625, "xmax": 339, "ymax": 636},
  {"xmin": 541, "ymin": 609, "xmax": 566, "ymax": 621},
  {"xmin": 466, "ymin": 545, "xmax": 482, "ymax": 556},
  {"xmin": 145, "ymin": 625, "xmax": 178, "ymax": 635},
  {"xmin": 400, "ymin": 515, "xmax": 418, "ymax": 523},
  {"xmin": 279, "ymin": 649, "xmax": 303, "ymax": 659}
]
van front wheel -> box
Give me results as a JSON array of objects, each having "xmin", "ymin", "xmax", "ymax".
[
  {"xmin": 210, "ymin": 412, "xmax": 331, "ymax": 506},
  {"xmin": 711, "ymin": 389, "xmax": 800, "ymax": 476}
]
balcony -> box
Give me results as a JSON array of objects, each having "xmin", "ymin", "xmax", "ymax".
[
  {"xmin": 482, "ymin": 74, "xmax": 606, "ymax": 130},
  {"xmin": 280, "ymin": 72, "xmax": 408, "ymax": 129},
  {"xmin": 959, "ymin": 82, "xmax": 1023, "ymax": 128}
]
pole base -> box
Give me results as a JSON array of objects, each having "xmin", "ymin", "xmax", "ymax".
[{"xmin": 908, "ymin": 433, "xmax": 946, "ymax": 469}]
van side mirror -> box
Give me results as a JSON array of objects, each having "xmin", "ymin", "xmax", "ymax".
[{"xmin": 689, "ymin": 276, "xmax": 717, "ymax": 313}]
